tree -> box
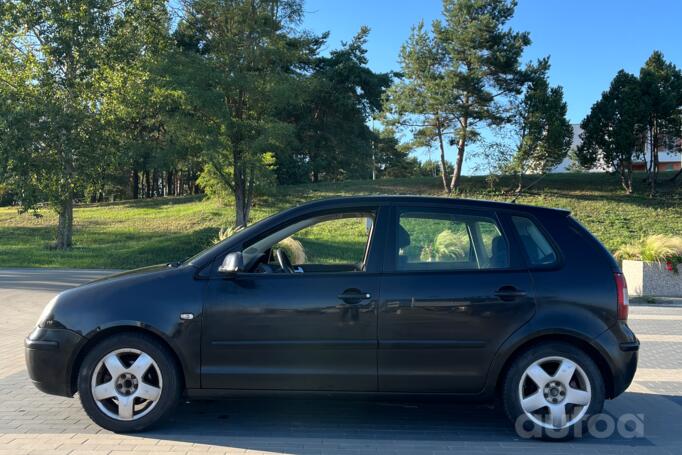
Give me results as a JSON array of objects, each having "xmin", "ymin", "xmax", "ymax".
[
  {"xmin": 508, "ymin": 61, "xmax": 572, "ymax": 191},
  {"xmin": 576, "ymin": 71, "xmax": 646, "ymax": 194},
  {"xmin": 171, "ymin": 0, "xmax": 320, "ymax": 226},
  {"xmin": 436, "ymin": 0, "xmax": 531, "ymax": 192},
  {"xmin": 0, "ymin": 0, "xmax": 158, "ymax": 248},
  {"xmin": 384, "ymin": 0, "xmax": 530, "ymax": 193},
  {"xmin": 277, "ymin": 27, "xmax": 392, "ymax": 183},
  {"xmin": 382, "ymin": 20, "xmax": 454, "ymax": 192},
  {"xmin": 638, "ymin": 51, "xmax": 682, "ymax": 195},
  {"xmin": 372, "ymin": 128, "xmax": 420, "ymax": 178},
  {"xmin": 94, "ymin": 0, "xmax": 180, "ymax": 201}
]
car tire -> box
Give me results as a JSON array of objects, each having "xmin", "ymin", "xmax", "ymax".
[
  {"xmin": 502, "ymin": 341, "xmax": 605, "ymax": 441},
  {"xmin": 77, "ymin": 332, "xmax": 181, "ymax": 432}
]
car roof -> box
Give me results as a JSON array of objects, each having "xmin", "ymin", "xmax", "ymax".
[{"xmin": 289, "ymin": 195, "xmax": 570, "ymax": 217}]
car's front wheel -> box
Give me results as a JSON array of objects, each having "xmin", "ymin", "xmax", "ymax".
[
  {"xmin": 502, "ymin": 342, "xmax": 605, "ymax": 440},
  {"xmin": 78, "ymin": 332, "xmax": 181, "ymax": 432}
]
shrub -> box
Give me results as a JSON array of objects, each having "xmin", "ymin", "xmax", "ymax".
[
  {"xmin": 433, "ymin": 229, "xmax": 469, "ymax": 261},
  {"xmin": 615, "ymin": 234, "xmax": 682, "ymax": 272},
  {"xmin": 212, "ymin": 225, "xmax": 244, "ymax": 244}
]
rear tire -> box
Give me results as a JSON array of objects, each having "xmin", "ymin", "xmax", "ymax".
[
  {"xmin": 78, "ymin": 332, "xmax": 181, "ymax": 432},
  {"xmin": 502, "ymin": 342, "xmax": 605, "ymax": 441}
]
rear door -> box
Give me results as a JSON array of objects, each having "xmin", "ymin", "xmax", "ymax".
[{"xmin": 378, "ymin": 205, "xmax": 535, "ymax": 393}]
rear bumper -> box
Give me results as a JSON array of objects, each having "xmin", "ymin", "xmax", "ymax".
[
  {"xmin": 25, "ymin": 327, "xmax": 85, "ymax": 397},
  {"xmin": 595, "ymin": 321, "xmax": 639, "ymax": 398}
]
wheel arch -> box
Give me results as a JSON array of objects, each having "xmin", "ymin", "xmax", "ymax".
[
  {"xmin": 69, "ymin": 324, "xmax": 187, "ymax": 396},
  {"xmin": 492, "ymin": 333, "xmax": 616, "ymax": 399}
]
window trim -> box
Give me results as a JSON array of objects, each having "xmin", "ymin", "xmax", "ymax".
[
  {"xmin": 209, "ymin": 205, "xmax": 387, "ymax": 278},
  {"xmin": 385, "ymin": 205, "xmax": 524, "ymax": 274}
]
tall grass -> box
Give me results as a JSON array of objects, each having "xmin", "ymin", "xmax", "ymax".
[{"xmin": 615, "ymin": 235, "xmax": 682, "ymax": 263}]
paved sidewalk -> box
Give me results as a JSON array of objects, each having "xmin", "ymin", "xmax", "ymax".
[{"xmin": 0, "ymin": 269, "xmax": 681, "ymax": 454}]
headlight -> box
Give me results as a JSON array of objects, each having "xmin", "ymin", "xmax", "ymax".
[{"xmin": 36, "ymin": 296, "xmax": 58, "ymax": 328}]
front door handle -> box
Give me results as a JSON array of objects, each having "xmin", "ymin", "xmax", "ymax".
[
  {"xmin": 494, "ymin": 286, "xmax": 527, "ymax": 301},
  {"xmin": 337, "ymin": 289, "xmax": 372, "ymax": 304}
]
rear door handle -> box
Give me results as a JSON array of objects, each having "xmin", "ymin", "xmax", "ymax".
[
  {"xmin": 494, "ymin": 286, "xmax": 527, "ymax": 301},
  {"xmin": 337, "ymin": 289, "xmax": 372, "ymax": 304}
]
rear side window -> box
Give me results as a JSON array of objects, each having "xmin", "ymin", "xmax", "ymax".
[
  {"xmin": 397, "ymin": 210, "xmax": 509, "ymax": 271},
  {"xmin": 511, "ymin": 216, "xmax": 557, "ymax": 266}
]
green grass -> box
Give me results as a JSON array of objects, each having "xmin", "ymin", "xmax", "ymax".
[{"xmin": 1, "ymin": 172, "xmax": 680, "ymax": 269}]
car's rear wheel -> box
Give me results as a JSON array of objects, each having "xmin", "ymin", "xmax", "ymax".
[
  {"xmin": 78, "ymin": 332, "xmax": 181, "ymax": 432},
  {"xmin": 502, "ymin": 342, "xmax": 605, "ymax": 440}
]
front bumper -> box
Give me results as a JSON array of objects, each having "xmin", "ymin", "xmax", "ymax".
[
  {"xmin": 25, "ymin": 327, "xmax": 85, "ymax": 397},
  {"xmin": 595, "ymin": 321, "xmax": 639, "ymax": 398}
]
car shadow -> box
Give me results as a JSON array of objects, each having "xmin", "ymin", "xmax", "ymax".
[{"xmin": 137, "ymin": 394, "xmax": 659, "ymax": 448}]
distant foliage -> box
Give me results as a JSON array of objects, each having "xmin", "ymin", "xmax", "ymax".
[
  {"xmin": 577, "ymin": 52, "xmax": 682, "ymax": 195},
  {"xmin": 507, "ymin": 60, "xmax": 573, "ymax": 191}
]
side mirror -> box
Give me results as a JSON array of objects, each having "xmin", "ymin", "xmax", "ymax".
[{"xmin": 218, "ymin": 252, "xmax": 244, "ymax": 274}]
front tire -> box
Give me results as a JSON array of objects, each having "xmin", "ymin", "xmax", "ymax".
[
  {"xmin": 78, "ymin": 332, "xmax": 181, "ymax": 432},
  {"xmin": 502, "ymin": 342, "xmax": 605, "ymax": 441}
]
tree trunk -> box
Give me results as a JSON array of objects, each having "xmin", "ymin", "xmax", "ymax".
[
  {"xmin": 55, "ymin": 198, "xmax": 74, "ymax": 249},
  {"xmin": 152, "ymin": 169, "xmax": 159, "ymax": 197},
  {"xmin": 144, "ymin": 170, "xmax": 151, "ymax": 198},
  {"xmin": 435, "ymin": 121, "xmax": 451, "ymax": 194},
  {"xmin": 650, "ymin": 154, "xmax": 658, "ymax": 196},
  {"xmin": 516, "ymin": 173, "xmax": 524, "ymax": 193},
  {"xmin": 166, "ymin": 170, "xmax": 174, "ymax": 196},
  {"xmin": 450, "ymin": 114, "xmax": 468, "ymax": 192},
  {"xmin": 131, "ymin": 169, "xmax": 139, "ymax": 199},
  {"xmin": 234, "ymin": 179, "xmax": 248, "ymax": 227},
  {"xmin": 450, "ymin": 135, "xmax": 466, "ymax": 192},
  {"xmin": 648, "ymin": 123, "xmax": 658, "ymax": 196},
  {"xmin": 619, "ymin": 164, "xmax": 633, "ymax": 194}
]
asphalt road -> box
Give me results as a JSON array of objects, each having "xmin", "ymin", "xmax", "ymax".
[{"xmin": 1, "ymin": 268, "xmax": 681, "ymax": 454}]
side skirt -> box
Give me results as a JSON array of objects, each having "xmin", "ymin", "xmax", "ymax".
[{"xmin": 184, "ymin": 388, "xmax": 494, "ymax": 403}]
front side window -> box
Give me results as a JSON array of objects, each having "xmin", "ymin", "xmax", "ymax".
[
  {"xmin": 396, "ymin": 210, "xmax": 509, "ymax": 271},
  {"xmin": 242, "ymin": 212, "xmax": 375, "ymax": 273},
  {"xmin": 511, "ymin": 216, "xmax": 557, "ymax": 266}
]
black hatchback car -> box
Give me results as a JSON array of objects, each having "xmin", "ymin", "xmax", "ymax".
[{"xmin": 26, "ymin": 196, "xmax": 638, "ymax": 437}]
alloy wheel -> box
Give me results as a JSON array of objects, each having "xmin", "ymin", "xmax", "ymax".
[
  {"xmin": 90, "ymin": 348, "xmax": 163, "ymax": 421},
  {"xmin": 518, "ymin": 356, "xmax": 592, "ymax": 429}
]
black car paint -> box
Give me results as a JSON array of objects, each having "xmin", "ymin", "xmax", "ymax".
[{"xmin": 25, "ymin": 196, "xmax": 638, "ymax": 401}]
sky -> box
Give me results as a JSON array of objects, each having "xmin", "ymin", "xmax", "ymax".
[{"xmin": 301, "ymin": 0, "xmax": 682, "ymax": 170}]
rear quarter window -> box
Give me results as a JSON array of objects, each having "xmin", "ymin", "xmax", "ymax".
[{"xmin": 511, "ymin": 216, "xmax": 558, "ymax": 266}]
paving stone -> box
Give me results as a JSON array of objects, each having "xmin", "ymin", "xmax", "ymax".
[{"xmin": 1, "ymin": 269, "xmax": 681, "ymax": 454}]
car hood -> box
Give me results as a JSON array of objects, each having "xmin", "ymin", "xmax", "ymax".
[
  {"xmin": 86, "ymin": 264, "xmax": 175, "ymax": 285},
  {"xmin": 40, "ymin": 263, "xmax": 199, "ymax": 335}
]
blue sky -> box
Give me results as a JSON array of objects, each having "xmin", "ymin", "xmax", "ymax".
[{"xmin": 302, "ymin": 0, "xmax": 682, "ymax": 169}]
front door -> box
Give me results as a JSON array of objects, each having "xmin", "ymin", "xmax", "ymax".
[
  {"xmin": 378, "ymin": 205, "xmax": 535, "ymax": 393},
  {"xmin": 201, "ymin": 207, "xmax": 386, "ymax": 391}
]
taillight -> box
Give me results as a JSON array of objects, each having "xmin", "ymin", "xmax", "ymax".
[{"xmin": 614, "ymin": 272, "xmax": 629, "ymax": 320}]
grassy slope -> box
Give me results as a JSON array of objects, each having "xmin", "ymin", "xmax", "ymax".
[{"xmin": 0, "ymin": 172, "xmax": 680, "ymax": 269}]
